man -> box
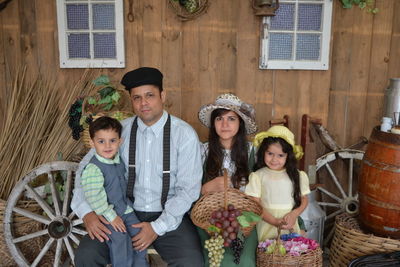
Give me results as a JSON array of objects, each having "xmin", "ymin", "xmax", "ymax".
[{"xmin": 71, "ymin": 67, "xmax": 204, "ymax": 266}]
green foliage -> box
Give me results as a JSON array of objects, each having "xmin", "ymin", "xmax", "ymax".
[
  {"xmin": 340, "ymin": 0, "xmax": 379, "ymax": 14},
  {"xmin": 237, "ymin": 211, "xmax": 261, "ymax": 228}
]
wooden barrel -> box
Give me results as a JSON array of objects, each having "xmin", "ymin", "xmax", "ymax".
[{"xmin": 358, "ymin": 126, "xmax": 400, "ymax": 238}]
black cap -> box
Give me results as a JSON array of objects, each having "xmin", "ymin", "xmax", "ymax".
[{"xmin": 121, "ymin": 67, "xmax": 163, "ymax": 91}]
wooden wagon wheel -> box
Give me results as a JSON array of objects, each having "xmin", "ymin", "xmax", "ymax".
[
  {"xmin": 4, "ymin": 161, "xmax": 86, "ymax": 266},
  {"xmin": 315, "ymin": 149, "xmax": 365, "ymax": 246}
]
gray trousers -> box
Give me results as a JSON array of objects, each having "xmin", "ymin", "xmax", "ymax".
[
  {"xmin": 104, "ymin": 212, "xmax": 148, "ymax": 267},
  {"xmin": 75, "ymin": 212, "xmax": 204, "ymax": 267}
]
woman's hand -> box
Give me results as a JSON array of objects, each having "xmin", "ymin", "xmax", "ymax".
[{"xmin": 201, "ymin": 176, "xmax": 226, "ymax": 194}]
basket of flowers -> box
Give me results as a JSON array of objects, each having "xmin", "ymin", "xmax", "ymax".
[
  {"xmin": 68, "ymin": 75, "xmax": 133, "ymax": 147},
  {"xmin": 257, "ymin": 227, "xmax": 323, "ymax": 267},
  {"xmin": 190, "ymin": 169, "xmax": 263, "ymax": 265}
]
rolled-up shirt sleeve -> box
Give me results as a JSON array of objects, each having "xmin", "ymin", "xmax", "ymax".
[
  {"xmin": 150, "ymin": 130, "xmax": 203, "ymax": 236},
  {"xmin": 71, "ymin": 149, "xmax": 95, "ymax": 219}
]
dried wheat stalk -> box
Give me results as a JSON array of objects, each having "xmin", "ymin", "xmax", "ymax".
[{"xmin": 0, "ymin": 67, "xmax": 98, "ymax": 199}]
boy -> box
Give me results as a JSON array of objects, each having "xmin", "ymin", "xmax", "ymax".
[{"xmin": 81, "ymin": 116, "xmax": 148, "ymax": 267}]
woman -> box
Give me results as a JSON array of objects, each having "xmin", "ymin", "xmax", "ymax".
[{"xmin": 197, "ymin": 93, "xmax": 258, "ymax": 267}]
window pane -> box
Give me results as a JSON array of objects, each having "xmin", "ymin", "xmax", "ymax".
[
  {"xmin": 92, "ymin": 4, "xmax": 115, "ymax": 30},
  {"xmin": 66, "ymin": 4, "xmax": 89, "ymax": 30},
  {"xmin": 270, "ymin": 3, "xmax": 295, "ymax": 31},
  {"xmin": 296, "ymin": 33, "xmax": 320, "ymax": 60},
  {"xmin": 269, "ymin": 33, "xmax": 293, "ymax": 60},
  {"xmin": 93, "ymin": 33, "xmax": 116, "ymax": 58},
  {"xmin": 68, "ymin": 33, "xmax": 90, "ymax": 58},
  {"xmin": 298, "ymin": 4, "xmax": 322, "ymax": 31}
]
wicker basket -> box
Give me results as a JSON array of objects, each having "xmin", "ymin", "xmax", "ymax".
[
  {"xmin": 330, "ymin": 213, "xmax": 400, "ymax": 267},
  {"xmin": 257, "ymin": 226, "xmax": 323, "ymax": 267},
  {"xmin": 190, "ymin": 170, "xmax": 263, "ymax": 237},
  {"xmin": 81, "ymin": 110, "xmax": 133, "ymax": 148},
  {"xmin": 257, "ymin": 248, "xmax": 323, "ymax": 267}
]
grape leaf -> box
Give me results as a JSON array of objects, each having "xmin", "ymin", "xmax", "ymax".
[
  {"xmin": 237, "ymin": 211, "xmax": 261, "ymax": 228},
  {"xmin": 111, "ymin": 91, "xmax": 121, "ymax": 103},
  {"xmin": 207, "ymin": 225, "xmax": 221, "ymax": 233},
  {"xmin": 87, "ymin": 96, "xmax": 97, "ymax": 105},
  {"xmin": 98, "ymin": 86, "xmax": 115, "ymax": 99},
  {"xmin": 341, "ymin": 0, "xmax": 353, "ymax": 8},
  {"xmin": 93, "ymin": 75, "xmax": 110, "ymax": 86},
  {"xmin": 98, "ymin": 95, "xmax": 112, "ymax": 105},
  {"xmin": 103, "ymin": 103, "xmax": 113, "ymax": 111}
]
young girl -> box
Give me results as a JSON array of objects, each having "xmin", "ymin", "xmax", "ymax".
[{"xmin": 245, "ymin": 125, "xmax": 310, "ymax": 241}]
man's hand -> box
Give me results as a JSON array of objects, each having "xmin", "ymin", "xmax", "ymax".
[
  {"xmin": 111, "ymin": 216, "xmax": 126, "ymax": 233},
  {"xmin": 131, "ymin": 222, "xmax": 158, "ymax": 251},
  {"xmin": 83, "ymin": 212, "xmax": 111, "ymax": 242}
]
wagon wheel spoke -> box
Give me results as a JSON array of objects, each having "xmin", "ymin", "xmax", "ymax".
[
  {"xmin": 24, "ymin": 184, "xmax": 55, "ymax": 219},
  {"xmin": 13, "ymin": 206, "xmax": 51, "ymax": 225},
  {"xmin": 348, "ymin": 158, "xmax": 354, "ymax": 197},
  {"xmin": 317, "ymin": 202, "xmax": 341, "ymax": 208},
  {"xmin": 68, "ymin": 210, "xmax": 77, "ymax": 220},
  {"xmin": 325, "ymin": 208, "xmax": 344, "ymax": 221},
  {"xmin": 12, "ymin": 229, "xmax": 49, "ymax": 243},
  {"xmin": 48, "ymin": 172, "xmax": 62, "ymax": 216},
  {"xmin": 71, "ymin": 227, "xmax": 87, "ymax": 236},
  {"xmin": 317, "ymin": 186, "xmax": 342, "ymax": 203},
  {"xmin": 324, "ymin": 163, "xmax": 347, "ymax": 199},
  {"xmin": 72, "ymin": 218, "xmax": 83, "ymax": 226},
  {"xmin": 64, "ymin": 236, "xmax": 75, "ymax": 262},
  {"xmin": 62, "ymin": 170, "xmax": 73, "ymax": 216},
  {"xmin": 31, "ymin": 237, "xmax": 55, "ymax": 267},
  {"xmin": 54, "ymin": 239, "xmax": 63, "ymax": 267},
  {"xmin": 68, "ymin": 232, "xmax": 83, "ymax": 246}
]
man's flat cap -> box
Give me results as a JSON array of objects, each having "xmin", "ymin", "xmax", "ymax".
[{"xmin": 121, "ymin": 67, "xmax": 163, "ymax": 91}]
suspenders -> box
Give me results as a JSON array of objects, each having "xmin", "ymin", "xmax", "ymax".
[{"xmin": 126, "ymin": 115, "xmax": 171, "ymax": 209}]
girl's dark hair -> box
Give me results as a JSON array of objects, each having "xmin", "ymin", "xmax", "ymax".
[
  {"xmin": 254, "ymin": 137, "xmax": 301, "ymax": 209},
  {"xmin": 204, "ymin": 109, "xmax": 249, "ymax": 188},
  {"xmin": 89, "ymin": 116, "xmax": 122, "ymax": 139}
]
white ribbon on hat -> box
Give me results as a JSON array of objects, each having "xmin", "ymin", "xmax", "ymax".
[{"xmin": 215, "ymin": 98, "xmax": 242, "ymax": 107}]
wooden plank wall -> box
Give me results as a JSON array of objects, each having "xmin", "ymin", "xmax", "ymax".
[{"xmin": 1, "ymin": 0, "xmax": 400, "ymax": 149}]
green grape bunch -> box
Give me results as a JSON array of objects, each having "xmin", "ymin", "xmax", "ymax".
[{"xmin": 204, "ymin": 235, "xmax": 225, "ymax": 267}]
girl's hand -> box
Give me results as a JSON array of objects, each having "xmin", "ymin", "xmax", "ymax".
[
  {"xmin": 111, "ymin": 216, "xmax": 127, "ymax": 232},
  {"xmin": 201, "ymin": 176, "xmax": 226, "ymax": 194},
  {"xmin": 282, "ymin": 211, "xmax": 297, "ymax": 230}
]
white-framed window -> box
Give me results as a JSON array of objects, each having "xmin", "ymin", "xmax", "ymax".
[
  {"xmin": 56, "ymin": 0, "xmax": 125, "ymax": 68},
  {"xmin": 259, "ymin": 0, "xmax": 333, "ymax": 70}
]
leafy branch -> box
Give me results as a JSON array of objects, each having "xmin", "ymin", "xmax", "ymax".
[{"xmin": 340, "ymin": 0, "xmax": 378, "ymax": 14}]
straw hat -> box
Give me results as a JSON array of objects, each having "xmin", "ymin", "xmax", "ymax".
[
  {"xmin": 198, "ymin": 93, "xmax": 257, "ymax": 135},
  {"xmin": 253, "ymin": 125, "xmax": 304, "ymax": 160}
]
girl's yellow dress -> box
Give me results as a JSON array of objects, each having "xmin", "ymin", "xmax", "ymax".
[{"xmin": 245, "ymin": 167, "xmax": 310, "ymax": 241}]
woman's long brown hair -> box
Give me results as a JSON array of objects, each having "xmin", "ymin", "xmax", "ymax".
[{"xmin": 204, "ymin": 109, "xmax": 249, "ymax": 188}]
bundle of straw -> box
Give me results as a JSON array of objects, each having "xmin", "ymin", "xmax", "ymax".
[{"xmin": 0, "ymin": 67, "xmax": 98, "ymax": 199}]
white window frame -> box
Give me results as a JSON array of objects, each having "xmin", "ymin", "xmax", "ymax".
[
  {"xmin": 259, "ymin": 0, "xmax": 333, "ymax": 70},
  {"xmin": 56, "ymin": 0, "xmax": 125, "ymax": 68}
]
